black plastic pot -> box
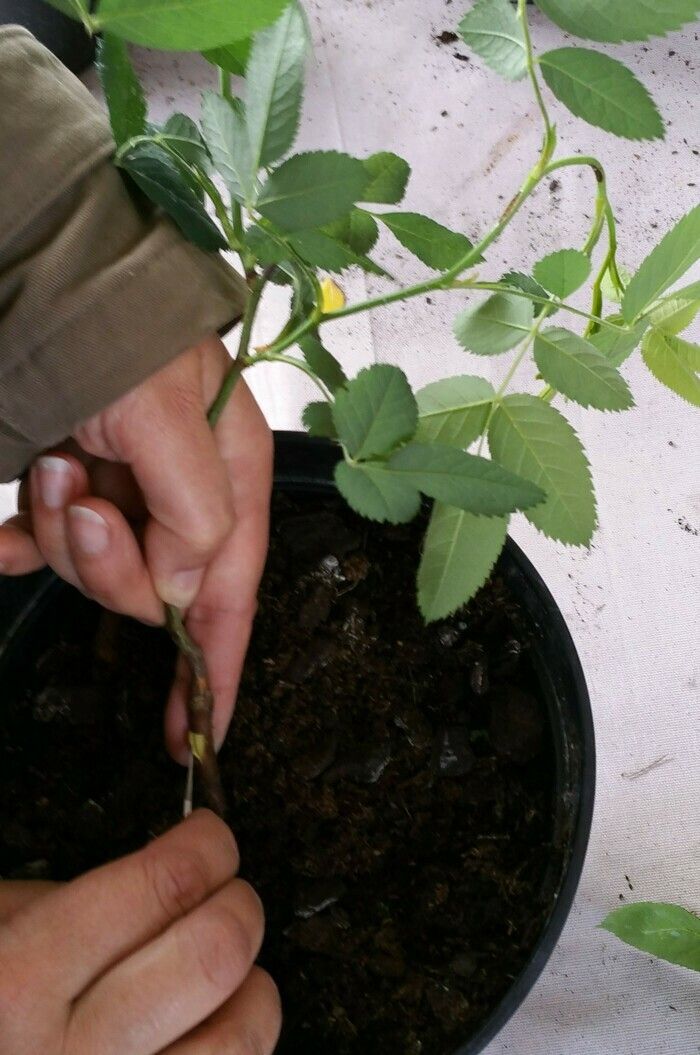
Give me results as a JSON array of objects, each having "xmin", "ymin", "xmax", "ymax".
[
  {"xmin": 0, "ymin": 432, "xmax": 595, "ymax": 1054},
  {"xmin": 0, "ymin": 0, "xmax": 95, "ymax": 75}
]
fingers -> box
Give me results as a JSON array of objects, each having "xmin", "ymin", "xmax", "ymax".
[
  {"xmin": 0, "ymin": 514, "xmax": 44, "ymax": 575},
  {"xmin": 65, "ymin": 498, "xmax": 163, "ymax": 624},
  {"xmin": 29, "ymin": 453, "xmax": 89, "ymax": 589},
  {"xmin": 165, "ymin": 381, "xmax": 273, "ymax": 763},
  {"xmin": 113, "ymin": 343, "xmax": 235, "ymax": 609},
  {"xmin": 5, "ymin": 811, "xmax": 238, "ymax": 1000},
  {"xmin": 68, "ymin": 878, "xmax": 265, "ymax": 1055},
  {"xmin": 0, "ymin": 881, "xmax": 57, "ymax": 922},
  {"xmin": 162, "ymin": 967, "xmax": 282, "ymax": 1055}
]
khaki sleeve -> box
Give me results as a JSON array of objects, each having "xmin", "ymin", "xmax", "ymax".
[{"xmin": 0, "ymin": 26, "xmax": 247, "ymax": 483}]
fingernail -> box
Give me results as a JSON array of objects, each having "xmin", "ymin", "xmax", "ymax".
[
  {"xmin": 158, "ymin": 568, "xmax": 203, "ymax": 608},
  {"xmin": 68, "ymin": 506, "xmax": 110, "ymax": 556},
  {"xmin": 37, "ymin": 456, "xmax": 73, "ymax": 510}
]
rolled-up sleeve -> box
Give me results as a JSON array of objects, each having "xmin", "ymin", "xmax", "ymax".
[{"xmin": 0, "ymin": 26, "xmax": 247, "ymax": 481}]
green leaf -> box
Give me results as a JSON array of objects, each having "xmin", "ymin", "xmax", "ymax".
[
  {"xmin": 93, "ymin": 0, "xmax": 288, "ymax": 50},
  {"xmin": 533, "ymin": 249, "xmax": 591, "ymax": 298},
  {"xmin": 535, "ymin": 1, "xmax": 700, "ymax": 44},
  {"xmin": 246, "ymin": 3, "xmax": 307, "ymax": 170},
  {"xmin": 97, "ymin": 33, "xmax": 146, "ymax": 146},
  {"xmin": 386, "ymin": 443, "xmax": 545, "ymax": 516},
  {"xmin": 534, "ymin": 327, "xmax": 634, "ymax": 411},
  {"xmin": 335, "ymin": 460, "xmax": 421, "ymax": 524},
  {"xmin": 501, "ymin": 271, "xmax": 553, "ymax": 317},
  {"xmin": 642, "ymin": 328, "xmax": 700, "ymax": 407},
  {"xmin": 203, "ymin": 39, "xmax": 251, "ymax": 76},
  {"xmin": 539, "ymin": 48, "xmax": 663, "ymax": 140},
  {"xmin": 488, "ymin": 395, "xmax": 596, "ymax": 545},
  {"xmin": 302, "ymin": 401, "xmax": 336, "ymax": 439},
  {"xmin": 415, "ymin": 375, "xmax": 495, "ymax": 448},
  {"xmin": 454, "ymin": 293, "xmax": 533, "ymax": 355},
  {"xmin": 588, "ymin": 316, "xmax": 648, "ymax": 367},
  {"xmin": 119, "ymin": 142, "xmax": 225, "ymax": 251},
  {"xmin": 458, "ymin": 0, "xmax": 527, "ymax": 81},
  {"xmin": 418, "ymin": 504, "xmax": 509, "ymax": 621},
  {"xmin": 362, "ymin": 152, "xmax": 411, "ymax": 204},
  {"xmin": 601, "ymin": 902, "xmax": 700, "ymax": 972},
  {"xmin": 160, "ymin": 113, "xmax": 210, "ymax": 167},
  {"xmin": 324, "ymin": 210, "xmax": 379, "ymax": 255},
  {"xmin": 622, "ymin": 206, "xmax": 700, "ymax": 321},
  {"xmin": 257, "ymin": 151, "xmax": 369, "ymax": 232},
  {"xmin": 289, "ymin": 230, "xmax": 385, "ymax": 276},
  {"xmin": 298, "ymin": 335, "xmax": 348, "ymax": 394},
  {"xmin": 380, "ymin": 213, "xmax": 478, "ymax": 271},
  {"xmin": 672, "ymin": 280, "xmax": 700, "ymax": 303},
  {"xmin": 332, "ymin": 365, "xmax": 418, "ymax": 460},
  {"xmin": 649, "ymin": 298, "xmax": 700, "ymax": 335},
  {"xmin": 243, "ymin": 225, "xmax": 289, "ymax": 265},
  {"xmin": 200, "ymin": 91, "xmax": 254, "ymax": 202},
  {"xmin": 679, "ymin": 340, "xmax": 700, "ymax": 371}
]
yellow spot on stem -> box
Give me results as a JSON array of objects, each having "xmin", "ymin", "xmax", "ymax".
[
  {"xmin": 189, "ymin": 732, "xmax": 207, "ymax": 762},
  {"xmin": 320, "ymin": 278, "xmax": 345, "ymax": 313}
]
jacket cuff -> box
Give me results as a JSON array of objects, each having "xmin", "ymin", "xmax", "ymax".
[{"xmin": 0, "ymin": 27, "xmax": 247, "ymax": 482}]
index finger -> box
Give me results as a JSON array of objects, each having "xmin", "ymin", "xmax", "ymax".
[{"xmin": 164, "ymin": 381, "xmax": 273, "ymax": 763}]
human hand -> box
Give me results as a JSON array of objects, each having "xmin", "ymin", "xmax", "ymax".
[
  {"xmin": 0, "ymin": 336, "xmax": 273, "ymax": 761},
  {"xmin": 0, "ymin": 810, "xmax": 281, "ymax": 1055}
]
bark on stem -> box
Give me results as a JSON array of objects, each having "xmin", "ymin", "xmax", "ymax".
[{"xmin": 167, "ymin": 605, "xmax": 227, "ymax": 816}]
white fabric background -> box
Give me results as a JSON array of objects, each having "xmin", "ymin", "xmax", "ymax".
[{"xmin": 2, "ymin": 3, "xmax": 698, "ymax": 1050}]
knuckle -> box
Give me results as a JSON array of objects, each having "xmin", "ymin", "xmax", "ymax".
[
  {"xmin": 162, "ymin": 378, "xmax": 203, "ymax": 424},
  {"xmin": 186, "ymin": 902, "xmax": 255, "ymax": 995},
  {"xmin": 192, "ymin": 810, "xmax": 240, "ymax": 864},
  {"xmin": 188, "ymin": 503, "xmax": 234, "ymax": 555},
  {"xmin": 187, "ymin": 594, "xmax": 257, "ymax": 630},
  {"xmin": 142, "ymin": 846, "xmax": 212, "ymax": 922}
]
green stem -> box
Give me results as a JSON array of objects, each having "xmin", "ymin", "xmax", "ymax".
[
  {"xmin": 583, "ymin": 180, "xmax": 607, "ymax": 257},
  {"xmin": 451, "ymin": 281, "xmax": 623, "ymax": 330},
  {"xmin": 518, "ymin": 0, "xmax": 554, "ymax": 147},
  {"xmin": 251, "ymin": 352, "xmax": 332, "ymax": 400},
  {"xmin": 208, "ymin": 271, "xmax": 269, "ymax": 427},
  {"xmin": 192, "ymin": 169, "xmax": 239, "ymax": 248},
  {"xmin": 476, "ymin": 313, "xmax": 547, "ymax": 455},
  {"xmin": 153, "ymin": 140, "xmax": 239, "ymax": 248},
  {"xmin": 219, "ymin": 68, "xmax": 233, "ymax": 102},
  {"xmin": 73, "ymin": 0, "xmax": 96, "ymax": 33},
  {"xmin": 541, "ymin": 155, "xmax": 622, "ymax": 334}
]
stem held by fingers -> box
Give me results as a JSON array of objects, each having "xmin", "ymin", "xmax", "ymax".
[
  {"xmin": 166, "ymin": 604, "xmax": 227, "ymax": 817},
  {"xmin": 164, "ymin": 271, "xmax": 271, "ymax": 816}
]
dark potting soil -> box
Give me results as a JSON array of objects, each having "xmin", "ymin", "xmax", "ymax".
[{"xmin": 1, "ymin": 492, "xmax": 559, "ymax": 1055}]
